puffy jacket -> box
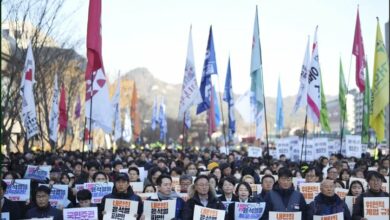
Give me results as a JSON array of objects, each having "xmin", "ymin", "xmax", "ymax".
[
  {"xmin": 182, "ymin": 193, "xmax": 225, "ymax": 220},
  {"xmin": 307, "ymin": 193, "xmax": 351, "ymax": 220}
]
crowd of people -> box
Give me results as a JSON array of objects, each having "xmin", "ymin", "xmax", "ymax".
[{"xmin": 0, "ymin": 145, "xmax": 389, "ymax": 220}]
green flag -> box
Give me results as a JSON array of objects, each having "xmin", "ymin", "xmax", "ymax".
[
  {"xmin": 339, "ymin": 59, "xmax": 347, "ymax": 124},
  {"xmin": 362, "ymin": 66, "xmax": 370, "ymax": 143},
  {"xmin": 320, "ymin": 70, "xmax": 331, "ymax": 132}
]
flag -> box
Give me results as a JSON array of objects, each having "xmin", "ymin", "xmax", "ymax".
[
  {"xmin": 122, "ymin": 107, "xmax": 132, "ymax": 143},
  {"xmin": 339, "ymin": 59, "xmax": 347, "ymax": 124},
  {"xmin": 112, "ymin": 78, "xmax": 121, "ymax": 141},
  {"xmin": 178, "ymin": 26, "xmax": 202, "ymax": 128},
  {"xmin": 235, "ymin": 91, "xmax": 255, "ymax": 123},
  {"xmin": 223, "ymin": 58, "xmax": 236, "ymax": 141},
  {"xmin": 49, "ymin": 74, "xmax": 59, "ymax": 142},
  {"xmin": 197, "ymin": 26, "xmax": 218, "ymax": 114},
  {"xmin": 370, "ymin": 20, "xmax": 389, "ymax": 141},
  {"xmin": 212, "ymin": 86, "xmax": 221, "ymax": 127},
  {"xmin": 85, "ymin": 0, "xmax": 113, "ymax": 133},
  {"xmin": 151, "ymin": 96, "xmax": 158, "ymax": 130},
  {"xmin": 74, "ymin": 95, "xmax": 81, "ymax": 119},
  {"xmin": 59, "ymin": 84, "xmax": 67, "ymax": 132},
  {"xmin": 250, "ymin": 6, "xmax": 265, "ymax": 139},
  {"xmin": 207, "ymin": 86, "xmax": 217, "ymax": 136},
  {"xmin": 362, "ymin": 66, "xmax": 371, "ymax": 143},
  {"xmin": 320, "ymin": 70, "xmax": 331, "ymax": 132},
  {"xmin": 131, "ymin": 82, "xmax": 141, "ymax": 139},
  {"xmin": 352, "ymin": 8, "xmax": 366, "ymax": 92},
  {"xmin": 159, "ymin": 97, "xmax": 167, "ymax": 141},
  {"xmin": 292, "ymin": 36, "xmax": 310, "ymax": 114},
  {"xmin": 276, "ymin": 77, "xmax": 284, "ymax": 133},
  {"xmin": 307, "ymin": 26, "xmax": 321, "ymax": 124},
  {"xmin": 20, "ymin": 43, "xmax": 39, "ymax": 139}
]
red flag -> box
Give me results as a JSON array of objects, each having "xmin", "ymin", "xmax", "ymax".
[
  {"xmin": 207, "ymin": 85, "xmax": 217, "ymax": 136},
  {"xmin": 59, "ymin": 84, "xmax": 67, "ymax": 132},
  {"xmin": 352, "ymin": 8, "xmax": 366, "ymax": 92}
]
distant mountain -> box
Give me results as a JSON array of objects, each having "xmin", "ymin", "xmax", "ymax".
[{"xmin": 112, "ymin": 68, "xmax": 337, "ymax": 143}]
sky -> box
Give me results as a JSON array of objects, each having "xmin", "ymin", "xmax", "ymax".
[{"xmin": 48, "ymin": 0, "xmax": 390, "ymax": 97}]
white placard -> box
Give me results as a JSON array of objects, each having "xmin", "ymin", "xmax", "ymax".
[
  {"xmin": 219, "ymin": 146, "xmax": 230, "ymax": 155},
  {"xmin": 299, "ymin": 182, "xmax": 321, "ymax": 203},
  {"xmin": 24, "ymin": 165, "xmax": 51, "ymax": 181},
  {"xmin": 1, "ymin": 212, "xmax": 9, "ymax": 220},
  {"xmin": 84, "ymin": 182, "xmax": 114, "ymax": 204},
  {"xmin": 345, "ymin": 135, "xmax": 362, "ymax": 158},
  {"xmin": 345, "ymin": 196, "xmax": 357, "ymax": 214},
  {"xmin": 290, "ymin": 137, "xmax": 302, "ymax": 162},
  {"xmin": 39, "ymin": 184, "xmax": 68, "ymax": 208},
  {"xmin": 4, "ymin": 179, "xmax": 31, "ymax": 201},
  {"xmin": 269, "ymin": 211, "xmax": 301, "ymax": 220},
  {"xmin": 292, "ymin": 178, "xmax": 306, "ymax": 190},
  {"xmin": 313, "ymin": 138, "xmax": 328, "ymax": 159},
  {"xmin": 103, "ymin": 198, "xmax": 138, "ymax": 220},
  {"xmin": 363, "ymin": 197, "xmax": 389, "ymax": 219},
  {"xmin": 144, "ymin": 200, "xmax": 176, "ymax": 220},
  {"xmin": 248, "ymin": 146, "xmax": 262, "ymax": 158},
  {"xmin": 234, "ymin": 202, "xmax": 266, "ymax": 220},
  {"xmin": 193, "ymin": 205, "xmax": 225, "ymax": 220},
  {"xmin": 302, "ymin": 140, "xmax": 314, "ymax": 161},
  {"xmin": 64, "ymin": 207, "xmax": 98, "ymax": 220},
  {"xmin": 313, "ymin": 212, "xmax": 343, "ymax": 220},
  {"xmin": 335, "ymin": 188, "xmax": 348, "ymax": 200},
  {"xmin": 129, "ymin": 182, "xmax": 143, "ymax": 193},
  {"xmin": 276, "ymin": 138, "xmax": 291, "ymax": 159},
  {"xmin": 137, "ymin": 193, "xmax": 157, "ymax": 201}
]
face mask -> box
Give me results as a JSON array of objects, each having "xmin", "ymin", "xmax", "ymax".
[{"xmin": 234, "ymin": 173, "xmax": 242, "ymax": 180}]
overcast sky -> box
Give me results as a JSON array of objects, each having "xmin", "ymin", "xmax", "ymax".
[{"xmin": 47, "ymin": 0, "xmax": 390, "ymax": 97}]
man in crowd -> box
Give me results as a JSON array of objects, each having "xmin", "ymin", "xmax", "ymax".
[
  {"xmin": 25, "ymin": 185, "xmax": 63, "ymax": 220},
  {"xmin": 0, "ymin": 180, "xmax": 21, "ymax": 219},
  {"xmin": 77, "ymin": 189, "xmax": 93, "ymax": 208},
  {"xmin": 179, "ymin": 174, "xmax": 193, "ymax": 193},
  {"xmin": 305, "ymin": 166, "xmax": 322, "ymax": 183}
]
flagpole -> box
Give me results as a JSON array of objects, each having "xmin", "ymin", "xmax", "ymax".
[
  {"xmin": 300, "ymin": 109, "xmax": 308, "ymax": 165},
  {"xmin": 37, "ymin": 101, "xmax": 45, "ymax": 153}
]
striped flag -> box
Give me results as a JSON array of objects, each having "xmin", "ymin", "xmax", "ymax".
[{"xmin": 307, "ymin": 26, "xmax": 321, "ymax": 124}]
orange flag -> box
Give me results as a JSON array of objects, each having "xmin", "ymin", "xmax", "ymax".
[{"xmin": 131, "ymin": 82, "xmax": 141, "ymax": 139}]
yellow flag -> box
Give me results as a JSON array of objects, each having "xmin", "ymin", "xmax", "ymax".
[{"xmin": 370, "ymin": 20, "xmax": 389, "ymax": 141}]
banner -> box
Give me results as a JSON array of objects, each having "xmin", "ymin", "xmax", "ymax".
[
  {"xmin": 103, "ymin": 199, "xmax": 138, "ymax": 220},
  {"xmin": 129, "ymin": 182, "xmax": 143, "ymax": 194},
  {"xmin": 248, "ymin": 146, "xmax": 262, "ymax": 158},
  {"xmin": 3, "ymin": 179, "xmax": 30, "ymax": 201},
  {"xmin": 334, "ymin": 188, "xmax": 348, "ymax": 200},
  {"xmin": 84, "ymin": 182, "xmax": 114, "ymax": 204},
  {"xmin": 292, "ymin": 37, "xmax": 310, "ymax": 114},
  {"xmin": 276, "ymin": 138, "xmax": 291, "ymax": 159},
  {"xmin": 313, "ymin": 138, "xmax": 328, "ymax": 159},
  {"xmin": 193, "ymin": 205, "xmax": 225, "ymax": 220},
  {"xmin": 345, "ymin": 135, "xmax": 362, "ymax": 158},
  {"xmin": 269, "ymin": 212, "xmax": 301, "ymax": 220},
  {"xmin": 313, "ymin": 212, "xmax": 343, "ymax": 220},
  {"xmin": 144, "ymin": 200, "xmax": 176, "ymax": 220},
  {"xmin": 364, "ymin": 197, "xmax": 389, "ymax": 219},
  {"xmin": 40, "ymin": 184, "xmax": 68, "ymax": 208},
  {"xmin": 24, "ymin": 165, "xmax": 51, "ymax": 181},
  {"xmin": 299, "ymin": 182, "xmax": 320, "ymax": 203},
  {"xmin": 64, "ymin": 207, "xmax": 98, "ymax": 220},
  {"xmin": 234, "ymin": 202, "xmax": 266, "ymax": 220},
  {"xmin": 345, "ymin": 196, "xmax": 357, "ymax": 214}
]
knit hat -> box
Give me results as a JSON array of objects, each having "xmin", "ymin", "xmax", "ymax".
[{"xmin": 207, "ymin": 162, "xmax": 219, "ymax": 171}]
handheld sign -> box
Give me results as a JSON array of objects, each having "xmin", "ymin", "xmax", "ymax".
[
  {"xmin": 129, "ymin": 182, "xmax": 143, "ymax": 193},
  {"xmin": 234, "ymin": 202, "xmax": 266, "ymax": 220},
  {"xmin": 144, "ymin": 200, "xmax": 176, "ymax": 220},
  {"xmin": 345, "ymin": 135, "xmax": 362, "ymax": 158},
  {"xmin": 363, "ymin": 197, "xmax": 389, "ymax": 219},
  {"xmin": 299, "ymin": 182, "xmax": 320, "ymax": 203},
  {"xmin": 276, "ymin": 138, "xmax": 291, "ymax": 159},
  {"xmin": 1, "ymin": 212, "xmax": 9, "ymax": 220},
  {"xmin": 313, "ymin": 138, "xmax": 328, "ymax": 159},
  {"xmin": 248, "ymin": 146, "xmax": 262, "ymax": 158},
  {"xmin": 137, "ymin": 193, "xmax": 157, "ymax": 201},
  {"xmin": 193, "ymin": 205, "xmax": 225, "ymax": 220},
  {"xmin": 292, "ymin": 178, "xmax": 305, "ymax": 190},
  {"xmin": 39, "ymin": 184, "xmax": 68, "ymax": 208},
  {"xmin": 84, "ymin": 182, "xmax": 114, "ymax": 204},
  {"xmin": 269, "ymin": 211, "xmax": 301, "ymax": 220},
  {"xmin": 313, "ymin": 212, "xmax": 343, "ymax": 220},
  {"xmin": 64, "ymin": 207, "xmax": 98, "ymax": 220},
  {"xmin": 334, "ymin": 188, "xmax": 348, "ymax": 200},
  {"xmin": 345, "ymin": 196, "xmax": 357, "ymax": 215},
  {"xmin": 24, "ymin": 165, "xmax": 51, "ymax": 181},
  {"xmin": 3, "ymin": 179, "xmax": 30, "ymax": 201},
  {"xmin": 103, "ymin": 198, "xmax": 138, "ymax": 220}
]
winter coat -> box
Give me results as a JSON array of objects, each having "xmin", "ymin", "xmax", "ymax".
[{"xmin": 307, "ymin": 193, "xmax": 351, "ymax": 220}]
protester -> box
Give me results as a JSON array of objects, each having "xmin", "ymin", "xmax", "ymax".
[
  {"xmin": 146, "ymin": 174, "xmax": 185, "ymax": 219},
  {"xmin": 128, "ymin": 167, "xmax": 141, "ymax": 182},
  {"xmin": 218, "ymin": 176, "xmax": 238, "ymax": 202},
  {"xmin": 307, "ymin": 179, "xmax": 351, "ymax": 220},
  {"xmin": 347, "ymin": 180, "xmax": 365, "ymax": 196},
  {"xmin": 259, "ymin": 174, "xmax": 275, "ymax": 200},
  {"xmin": 76, "ymin": 189, "xmax": 93, "ymax": 207},
  {"xmin": 93, "ymin": 171, "xmax": 109, "ymax": 183},
  {"xmin": 143, "ymin": 184, "xmax": 156, "ymax": 193},
  {"xmin": 305, "ymin": 166, "xmax": 322, "ymax": 183},
  {"xmin": 0, "ymin": 180, "xmax": 22, "ymax": 219},
  {"xmin": 179, "ymin": 174, "xmax": 193, "ymax": 193},
  {"xmin": 352, "ymin": 171, "xmax": 389, "ymax": 220},
  {"xmin": 25, "ymin": 185, "xmax": 63, "ymax": 220},
  {"xmin": 182, "ymin": 175, "xmax": 225, "ymax": 220}
]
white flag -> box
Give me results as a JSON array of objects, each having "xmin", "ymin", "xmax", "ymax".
[
  {"xmin": 307, "ymin": 26, "xmax": 321, "ymax": 124},
  {"xmin": 20, "ymin": 43, "xmax": 39, "ymax": 139},
  {"xmin": 112, "ymin": 78, "xmax": 121, "ymax": 141},
  {"xmin": 49, "ymin": 74, "xmax": 59, "ymax": 142},
  {"xmin": 235, "ymin": 90, "xmax": 256, "ymax": 123},
  {"xmin": 292, "ymin": 36, "xmax": 310, "ymax": 114},
  {"xmin": 178, "ymin": 26, "xmax": 202, "ymax": 126},
  {"xmin": 122, "ymin": 107, "xmax": 132, "ymax": 143}
]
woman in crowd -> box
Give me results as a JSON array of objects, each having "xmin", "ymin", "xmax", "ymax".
[
  {"xmin": 218, "ymin": 176, "xmax": 238, "ymax": 202},
  {"xmin": 347, "ymin": 180, "xmax": 364, "ymax": 196}
]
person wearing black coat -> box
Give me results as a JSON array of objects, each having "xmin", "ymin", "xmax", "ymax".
[
  {"xmin": 0, "ymin": 180, "xmax": 22, "ymax": 220},
  {"xmin": 25, "ymin": 185, "xmax": 63, "ymax": 220},
  {"xmin": 182, "ymin": 175, "xmax": 225, "ymax": 220}
]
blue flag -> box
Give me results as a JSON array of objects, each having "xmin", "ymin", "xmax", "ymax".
[
  {"xmin": 213, "ymin": 86, "xmax": 221, "ymax": 128},
  {"xmin": 151, "ymin": 96, "xmax": 158, "ymax": 130},
  {"xmin": 197, "ymin": 26, "xmax": 218, "ymax": 114},
  {"xmin": 276, "ymin": 77, "xmax": 284, "ymax": 133},
  {"xmin": 159, "ymin": 97, "xmax": 167, "ymax": 141},
  {"xmin": 223, "ymin": 58, "xmax": 235, "ymax": 141}
]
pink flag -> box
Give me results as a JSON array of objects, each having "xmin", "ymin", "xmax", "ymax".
[
  {"xmin": 59, "ymin": 84, "xmax": 67, "ymax": 132},
  {"xmin": 352, "ymin": 8, "xmax": 365, "ymax": 92}
]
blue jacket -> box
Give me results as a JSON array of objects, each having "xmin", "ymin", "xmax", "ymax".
[
  {"xmin": 308, "ymin": 193, "xmax": 351, "ymax": 220},
  {"xmin": 146, "ymin": 192, "xmax": 185, "ymax": 220},
  {"xmin": 25, "ymin": 205, "xmax": 63, "ymax": 220}
]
